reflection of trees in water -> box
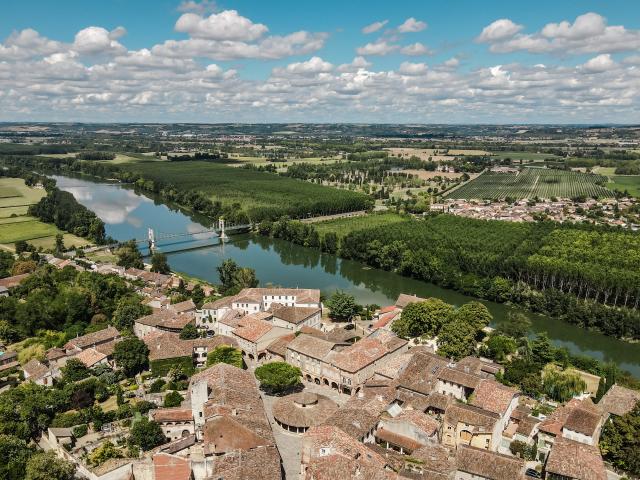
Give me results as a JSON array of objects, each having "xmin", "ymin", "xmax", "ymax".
[
  {"xmin": 319, "ymin": 254, "xmax": 338, "ymax": 276},
  {"xmin": 230, "ymin": 238, "xmax": 250, "ymax": 251},
  {"xmin": 271, "ymin": 238, "xmax": 320, "ymax": 269},
  {"xmin": 251, "ymin": 234, "xmax": 273, "ymax": 251}
]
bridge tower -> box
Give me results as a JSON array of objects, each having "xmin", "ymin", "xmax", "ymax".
[
  {"xmin": 218, "ymin": 217, "xmax": 229, "ymax": 242},
  {"xmin": 148, "ymin": 228, "xmax": 156, "ymax": 252}
]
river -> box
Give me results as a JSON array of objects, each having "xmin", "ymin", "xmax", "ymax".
[{"xmin": 53, "ymin": 175, "xmax": 640, "ymax": 377}]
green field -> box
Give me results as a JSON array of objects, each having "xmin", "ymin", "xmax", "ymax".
[
  {"xmin": 609, "ymin": 176, "xmax": 640, "ymax": 197},
  {"xmin": 314, "ymin": 212, "xmax": 409, "ymax": 238},
  {"xmin": 445, "ymin": 168, "xmax": 613, "ymax": 200},
  {"xmin": 123, "ymin": 160, "xmax": 372, "ymax": 220},
  {"xmin": 0, "ymin": 178, "xmax": 90, "ymax": 250},
  {"xmin": 0, "ymin": 220, "xmax": 59, "ymax": 243}
]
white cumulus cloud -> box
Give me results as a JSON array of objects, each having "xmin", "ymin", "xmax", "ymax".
[
  {"xmin": 398, "ymin": 17, "xmax": 427, "ymax": 33},
  {"xmin": 362, "ymin": 20, "xmax": 388, "ymax": 34}
]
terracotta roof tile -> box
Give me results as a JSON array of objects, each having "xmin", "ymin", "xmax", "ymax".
[
  {"xmin": 152, "ymin": 408, "xmax": 193, "ymax": 423},
  {"xmin": 153, "ymin": 453, "xmax": 191, "ymax": 480},
  {"xmin": 456, "ymin": 445, "xmax": 525, "ymax": 480},
  {"xmin": 63, "ymin": 326, "xmax": 120, "ymax": 350},
  {"xmin": 545, "ymin": 437, "xmax": 606, "ymax": 480},
  {"xmin": 73, "ymin": 348, "xmax": 107, "ymax": 367},
  {"xmin": 287, "ymin": 334, "xmax": 336, "ymax": 360},
  {"xmin": 598, "ymin": 384, "xmax": 640, "ymax": 417},
  {"xmin": 470, "ymin": 379, "xmax": 518, "ymax": 416}
]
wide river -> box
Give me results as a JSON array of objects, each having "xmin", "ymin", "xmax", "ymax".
[{"xmin": 53, "ymin": 175, "xmax": 640, "ymax": 376}]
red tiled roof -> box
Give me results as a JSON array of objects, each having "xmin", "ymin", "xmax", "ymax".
[
  {"xmin": 152, "ymin": 408, "xmax": 193, "ymax": 423},
  {"xmin": 471, "ymin": 379, "xmax": 518, "ymax": 416},
  {"xmin": 153, "ymin": 453, "xmax": 191, "ymax": 480},
  {"xmin": 233, "ymin": 318, "xmax": 273, "ymax": 342},
  {"xmin": 73, "ymin": 348, "xmax": 107, "ymax": 367}
]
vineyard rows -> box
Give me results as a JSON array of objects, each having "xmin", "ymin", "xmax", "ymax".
[{"xmin": 445, "ymin": 168, "xmax": 613, "ymax": 200}]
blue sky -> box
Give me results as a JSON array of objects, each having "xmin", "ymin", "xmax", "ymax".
[{"xmin": 0, "ymin": 0, "xmax": 639, "ymax": 122}]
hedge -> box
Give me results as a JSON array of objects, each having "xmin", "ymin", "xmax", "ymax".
[{"xmin": 150, "ymin": 356, "xmax": 194, "ymax": 377}]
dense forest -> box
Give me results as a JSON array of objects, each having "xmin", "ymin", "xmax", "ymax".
[{"xmin": 262, "ymin": 215, "xmax": 640, "ymax": 340}]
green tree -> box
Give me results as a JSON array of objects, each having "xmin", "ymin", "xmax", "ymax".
[
  {"xmin": 14, "ymin": 240, "xmax": 29, "ymax": 254},
  {"xmin": 112, "ymin": 295, "xmax": 150, "ymax": 331},
  {"xmin": 216, "ymin": 259, "xmax": 258, "ymax": 293},
  {"xmin": 437, "ymin": 319, "xmax": 477, "ymax": 360},
  {"xmin": 25, "ymin": 451, "xmax": 75, "ymax": 480},
  {"xmin": 207, "ymin": 345, "xmax": 243, "ymax": 369},
  {"xmin": 88, "ymin": 440, "xmax": 123, "ymax": 466},
  {"xmin": 128, "ymin": 417, "xmax": 166, "ymax": 451},
  {"xmin": 391, "ymin": 298, "xmax": 454, "ymax": 338},
  {"xmin": 179, "ymin": 323, "xmax": 199, "ymax": 340},
  {"xmin": 0, "ymin": 434, "xmax": 33, "ymax": 480},
  {"xmin": 61, "ymin": 358, "xmax": 91, "ymax": 382},
  {"xmin": 326, "ymin": 291, "xmax": 359, "ymax": 321},
  {"xmin": 450, "ymin": 301, "xmax": 492, "ymax": 335},
  {"xmin": 531, "ymin": 332, "xmax": 556, "ymax": 366},
  {"xmin": 216, "ymin": 259, "xmax": 238, "ymax": 291},
  {"xmin": 163, "ymin": 390, "xmax": 184, "ymax": 408},
  {"xmin": 254, "ymin": 362, "xmax": 301, "ymax": 394},
  {"xmin": 116, "ymin": 240, "xmax": 144, "ymax": 269},
  {"xmin": 150, "ymin": 252, "xmax": 170, "ymax": 274},
  {"xmin": 482, "ymin": 334, "xmax": 517, "ymax": 362},
  {"xmin": 113, "ymin": 337, "xmax": 149, "ymax": 377},
  {"xmin": 496, "ymin": 312, "xmax": 532, "ymax": 339},
  {"xmin": 191, "ymin": 284, "xmax": 205, "ymax": 308},
  {"xmin": 541, "ymin": 365, "xmax": 587, "ymax": 402},
  {"xmin": 54, "ymin": 234, "xmax": 65, "ymax": 253},
  {"xmin": 600, "ymin": 401, "xmax": 640, "ymax": 476}
]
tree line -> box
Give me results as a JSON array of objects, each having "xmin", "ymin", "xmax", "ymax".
[{"xmin": 259, "ymin": 215, "xmax": 640, "ymax": 340}]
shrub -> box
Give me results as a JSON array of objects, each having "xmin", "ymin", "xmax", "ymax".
[{"xmin": 163, "ymin": 391, "xmax": 184, "ymax": 408}]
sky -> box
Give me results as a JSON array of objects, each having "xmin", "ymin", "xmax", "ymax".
[{"xmin": 0, "ymin": 0, "xmax": 639, "ymax": 123}]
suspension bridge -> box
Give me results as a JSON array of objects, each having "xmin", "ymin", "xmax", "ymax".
[{"xmin": 143, "ymin": 218, "xmax": 251, "ymax": 252}]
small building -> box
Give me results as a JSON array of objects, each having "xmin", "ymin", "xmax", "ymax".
[
  {"xmin": 134, "ymin": 310, "xmax": 195, "ymax": 338},
  {"xmin": 442, "ymin": 403, "xmax": 501, "ymax": 451},
  {"xmin": 455, "ymin": 444, "xmax": 525, "ymax": 480},
  {"xmin": 375, "ymin": 409, "xmax": 439, "ymax": 454},
  {"xmin": 231, "ymin": 317, "xmax": 291, "ymax": 362},
  {"xmin": 269, "ymin": 304, "xmax": 322, "ymax": 332},
  {"xmin": 544, "ymin": 437, "xmax": 606, "ymax": 480},
  {"xmin": 63, "ymin": 326, "xmax": 121, "ymax": 355},
  {"xmin": 151, "ymin": 408, "xmax": 195, "ymax": 442},
  {"xmin": 598, "ymin": 384, "xmax": 640, "ymax": 419},
  {"xmin": 272, "ymin": 392, "xmax": 339, "ymax": 434}
]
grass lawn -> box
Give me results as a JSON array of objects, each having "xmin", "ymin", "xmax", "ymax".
[
  {"xmin": 0, "ymin": 215, "xmax": 38, "ymax": 225},
  {"xmin": 609, "ymin": 175, "xmax": 640, "ymax": 197},
  {"xmin": 0, "ymin": 178, "xmax": 45, "ymax": 207},
  {"xmin": 314, "ymin": 212, "xmax": 410, "ymax": 239},
  {"xmin": 0, "ymin": 219, "xmax": 58, "ymax": 243},
  {"xmin": 28, "ymin": 233, "xmax": 91, "ymax": 251},
  {"xmin": 98, "ymin": 395, "xmax": 118, "ymax": 412},
  {"xmin": 0, "ymin": 206, "xmax": 29, "ymax": 218},
  {"xmin": 86, "ymin": 251, "xmax": 118, "ymax": 263}
]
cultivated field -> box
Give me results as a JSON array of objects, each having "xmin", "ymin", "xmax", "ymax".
[
  {"xmin": 123, "ymin": 160, "xmax": 372, "ymax": 219},
  {"xmin": 314, "ymin": 212, "xmax": 409, "ymax": 239},
  {"xmin": 444, "ymin": 168, "xmax": 613, "ymax": 200},
  {"xmin": 403, "ymin": 169, "xmax": 465, "ymax": 180},
  {"xmin": 488, "ymin": 151, "xmax": 563, "ymax": 162},
  {"xmin": 0, "ymin": 178, "xmax": 89, "ymax": 250},
  {"xmin": 385, "ymin": 147, "xmax": 489, "ymax": 160}
]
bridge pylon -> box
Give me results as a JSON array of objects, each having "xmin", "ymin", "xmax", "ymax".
[
  {"xmin": 148, "ymin": 228, "xmax": 156, "ymax": 252},
  {"xmin": 218, "ymin": 218, "xmax": 229, "ymax": 242}
]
